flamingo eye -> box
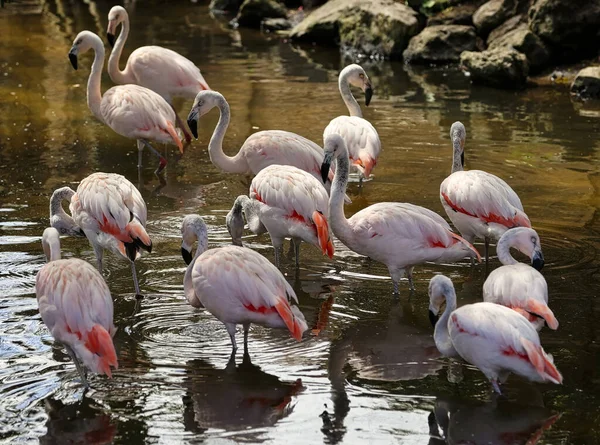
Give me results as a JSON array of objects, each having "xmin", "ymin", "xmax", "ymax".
[
  {"xmin": 76, "ymin": 39, "xmax": 82, "ymax": 45},
  {"xmin": 531, "ymin": 236, "xmax": 536, "ymax": 245},
  {"xmin": 359, "ymin": 73, "xmax": 364, "ymax": 79},
  {"xmin": 60, "ymin": 228, "xmax": 67, "ymax": 234}
]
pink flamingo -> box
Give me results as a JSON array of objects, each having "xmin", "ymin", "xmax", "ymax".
[
  {"xmin": 226, "ymin": 164, "xmax": 334, "ymax": 267},
  {"xmin": 36, "ymin": 227, "xmax": 118, "ymax": 387},
  {"xmin": 106, "ymin": 5, "xmax": 210, "ymax": 142},
  {"xmin": 321, "ymin": 134, "xmax": 480, "ymax": 294},
  {"xmin": 49, "ymin": 172, "xmax": 151, "ymax": 298},
  {"xmin": 323, "ymin": 64, "xmax": 381, "ymax": 182},
  {"xmin": 181, "ymin": 215, "xmax": 308, "ymax": 353},
  {"xmin": 68, "ymin": 31, "xmax": 183, "ymax": 174},
  {"xmin": 428, "ymin": 275, "xmax": 562, "ymax": 394},
  {"xmin": 440, "ymin": 122, "xmax": 531, "ymax": 264},
  {"xmin": 186, "ymin": 91, "xmax": 340, "ymax": 194},
  {"xmin": 483, "ymin": 227, "xmax": 558, "ymax": 331}
]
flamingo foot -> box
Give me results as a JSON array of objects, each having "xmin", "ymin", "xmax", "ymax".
[
  {"xmin": 491, "ymin": 379, "xmax": 502, "ymax": 395},
  {"xmin": 155, "ymin": 157, "xmax": 167, "ymax": 176}
]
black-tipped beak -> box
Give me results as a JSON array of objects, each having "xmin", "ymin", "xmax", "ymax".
[
  {"xmin": 531, "ymin": 250, "xmax": 544, "ymax": 271},
  {"xmin": 78, "ymin": 228, "xmax": 86, "ymax": 238},
  {"xmin": 320, "ymin": 155, "xmax": 332, "ymax": 184},
  {"xmin": 107, "ymin": 32, "xmax": 116, "ymax": 48},
  {"xmin": 365, "ymin": 85, "xmax": 373, "ymax": 106},
  {"xmin": 429, "ymin": 310, "xmax": 439, "ymax": 327},
  {"xmin": 68, "ymin": 50, "xmax": 78, "ymax": 70},
  {"xmin": 181, "ymin": 246, "xmax": 193, "ymax": 265},
  {"xmin": 187, "ymin": 110, "xmax": 198, "ymax": 139},
  {"xmin": 460, "ymin": 151, "xmax": 464, "ymax": 167}
]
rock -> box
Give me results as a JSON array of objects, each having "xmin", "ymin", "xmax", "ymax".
[
  {"xmin": 427, "ymin": 3, "xmax": 480, "ymax": 26},
  {"xmin": 261, "ymin": 17, "xmax": 292, "ymax": 31},
  {"xmin": 488, "ymin": 23, "xmax": 549, "ymax": 73},
  {"xmin": 486, "ymin": 14, "xmax": 524, "ymax": 45},
  {"xmin": 473, "ymin": 0, "xmax": 517, "ymax": 36},
  {"xmin": 289, "ymin": 0, "xmax": 421, "ymax": 59},
  {"xmin": 529, "ymin": 0, "xmax": 600, "ymax": 59},
  {"xmin": 571, "ymin": 67, "xmax": 600, "ymax": 100},
  {"xmin": 209, "ymin": 0, "xmax": 243, "ymax": 13},
  {"xmin": 403, "ymin": 25, "xmax": 477, "ymax": 63},
  {"xmin": 460, "ymin": 47, "xmax": 529, "ymax": 88},
  {"xmin": 235, "ymin": 0, "xmax": 287, "ymax": 28}
]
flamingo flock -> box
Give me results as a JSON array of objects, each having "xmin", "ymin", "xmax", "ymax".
[{"xmin": 33, "ymin": 6, "xmax": 565, "ymax": 413}]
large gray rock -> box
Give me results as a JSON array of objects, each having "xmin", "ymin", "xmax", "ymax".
[
  {"xmin": 571, "ymin": 67, "xmax": 600, "ymax": 100},
  {"xmin": 403, "ymin": 25, "xmax": 477, "ymax": 63},
  {"xmin": 473, "ymin": 0, "xmax": 518, "ymax": 36},
  {"xmin": 427, "ymin": 3, "xmax": 480, "ymax": 26},
  {"xmin": 529, "ymin": 0, "xmax": 600, "ymax": 58},
  {"xmin": 488, "ymin": 23, "xmax": 549, "ymax": 73},
  {"xmin": 486, "ymin": 14, "xmax": 524, "ymax": 45},
  {"xmin": 460, "ymin": 47, "xmax": 529, "ymax": 88},
  {"xmin": 210, "ymin": 0, "xmax": 243, "ymax": 13},
  {"xmin": 235, "ymin": 0, "xmax": 287, "ymax": 28},
  {"xmin": 261, "ymin": 17, "xmax": 292, "ymax": 31},
  {"xmin": 289, "ymin": 0, "xmax": 421, "ymax": 59}
]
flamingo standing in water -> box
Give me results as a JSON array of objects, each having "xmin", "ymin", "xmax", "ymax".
[
  {"xmin": 186, "ymin": 91, "xmax": 339, "ymax": 194},
  {"xmin": 483, "ymin": 227, "xmax": 558, "ymax": 331},
  {"xmin": 226, "ymin": 164, "xmax": 334, "ymax": 267},
  {"xmin": 68, "ymin": 31, "xmax": 183, "ymax": 174},
  {"xmin": 50, "ymin": 172, "xmax": 151, "ymax": 298},
  {"xmin": 428, "ymin": 275, "xmax": 562, "ymax": 394},
  {"xmin": 106, "ymin": 6, "xmax": 210, "ymax": 142},
  {"xmin": 181, "ymin": 215, "xmax": 308, "ymax": 353},
  {"xmin": 321, "ymin": 134, "xmax": 480, "ymax": 294},
  {"xmin": 440, "ymin": 122, "xmax": 531, "ymax": 264},
  {"xmin": 36, "ymin": 227, "xmax": 118, "ymax": 387},
  {"xmin": 323, "ymin": 64, "xmax": 381, "ymax": 182}
]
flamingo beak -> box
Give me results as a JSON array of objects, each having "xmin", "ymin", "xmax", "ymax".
[
  {"xmin": 68, "ymin": 48, "xmax": 78, "ymax": 70},
  {"xmin": 460, "ymin": 151, "xmax": 464, "ymax": 167},
  {"xmin": 107, "ymin": 33, "xmax": 116, "ymax": 47},
  {"xmin": 187, "ymin": 109, "xmax": 199, "ymax": 139},
  {"xmin": 321, "ymin": 152, "xmax": 333, "ymax": 184},
  {"xmin": 364, "ymin": 83, "xmax": 373, "ymax": 106},
  {"xmin": 181, "ymin": 246, "xmax": 193, "ymax": 265},
  {"xmin": 531, "ymin": 249, "xmax": 544, "ymax": 271},
  {"xmin": 429, "ymin": 309, "xmax": 439, "ymax": 327},
  {"xmin": 107, "ymin": 20, "xmax": 117, "ymax": 47}
]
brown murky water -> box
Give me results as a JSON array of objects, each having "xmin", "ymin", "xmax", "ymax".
[{"xmin": 1, "ymin": 1, "xmax": 600, "ymax": 443}]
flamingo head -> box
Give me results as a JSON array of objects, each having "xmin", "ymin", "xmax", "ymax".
[
  {"xmin": 503, "ymin": 227, "xmax": 545, "ymax": 271},
  {"xmin": 226, "ymin": 197, "xmax": 246, "ymax": 247},
  {"xmin": 69, "ymin": 31, "xmax": 100, "ymax": 70},
  {"xmin": 187, "ymin": 91, "xmax": 225, "ymax": 139},
  {"xmin": 342, "ymin": 64, "xmax": 373, "ymax": 106},
  {"xmin": 181, "ymin": 215, "xmax": 208, "ymax": 265},
  {"xmin": 321, "ymin": 134, "xmax": 348, "ymax": 183},
  {"xmin": 107, "ymin": 6, "xmax": 128, "ymax": 47},
  {"xmin": 428, "ymin": 275, "xmax": 456, "ymax": 327},
  {"xmin": 450, "ymin": 122, "xmax": 466, "ymax": 167}
]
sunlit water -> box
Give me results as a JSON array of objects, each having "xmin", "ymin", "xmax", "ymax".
[{"xmin": 1, "ymin": 1, "xmax": 599, "ymax": 443}]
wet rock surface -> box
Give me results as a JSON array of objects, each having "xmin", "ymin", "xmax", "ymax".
[
  {"xmin": 403, "ymin": 25, "xmax": 478, "ymax": 63},
  {"xmin": 488, "ymin": 23, "xmax": 549, "ymax": 73},
  {"xmin": 460, "ymin": 46, "xmax": 529, "ymax": 88},
  {"xmin": 235, "ymin": 0, "xmax": 287, "ymax": 28},
  {"xmin": 571, "ymin": 67, "xmax": 600, "ymax": 100}
]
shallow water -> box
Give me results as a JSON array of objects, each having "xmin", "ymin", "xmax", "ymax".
[{"xmin": 1, "ymin": 1, "xmax": 600, "ymax": 443}]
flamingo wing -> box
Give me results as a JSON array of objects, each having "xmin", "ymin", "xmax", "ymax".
[{"xmin": 324, "ymin": 116, "xmax": 380, "ymax": 175}]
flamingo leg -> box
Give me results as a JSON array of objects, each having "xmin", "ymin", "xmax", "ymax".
[
  {"xmin": 93, "ymin": 244, "xmax": 104, "ymax": 274},
  {"xmin": 65, "ymin": 345, "xmax": 89, "ymax": 388},
  {"xmin": 139, "ymin": 139, "xmax": 167, "ymax": 175},
  {"xmin": 407, "ymin": 268, "xmax": 415, "ymax": 291},
  {"xmin": 243, "ymin": 323, "xmax": 250, "ymax": 354},
  {"xmin": 226, "ymin": 323, "xmax": 238, "ymax": 352},
  {"xmin": 274, "ymin": 246, "xmax": 282, "ymax": 268},
  {"xmin": 484, "ymin": 236, "xmax": 490, "ymax": 265},
  {"xmin": 490, "ymin": 379, "xmax": 502, "ymax": 395},
  {"xmin": 173, "ymin": 108, "xmax": 192, "ymax": 143},
  {"xmin": 130, "ymin": 261, "xmax": 143, "ymax": 299},
  {"xmin": 292, "ymin": 238, "xmax": 301, "ymax": 268}
]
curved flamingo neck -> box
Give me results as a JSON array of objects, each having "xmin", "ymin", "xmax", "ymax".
[
  {"xmin": 451, "ymin": 139, "xmax": 464, "ymax": 174},
  {"xmin": 208, "ymin": 97, "xmax": 248, "ymax": 174},
  {"xmin": 339, "ymin": 72, "xmax": 362, "ymax": 118},
  {"xmin": 434, "ymin": 291, "xmax": 458, "ymax": 357},
  {"xmin": 329, "ymin": 147, "xmax": 354, "ymax": 243},
  {"xmin": 49, "ymin": 187, "xmax": 78, "ymax": 230},
  {"xmin": 107, "ymin": 17, "xmax": 135, "ymax": 85},
  {"xmin": 496, "ymin": 234, "xmax": 518, "ymax": 265},
  {"xmin": 183, "ymin": 227, "xmax": 209, "ymax": 305},
  {"xmin": 87, "ymin": 35, "xmax": 106, "ymax": 123},
  {"xmin": 237, "ymin": 195, "xmax": 263, "ymax": 233},
  {"xmin": 42, "ymin": 231, "xmax": 61, "ymax": 262}
]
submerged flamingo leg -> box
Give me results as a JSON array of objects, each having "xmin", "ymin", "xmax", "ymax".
[
  {"xmin": 139, "ymin": 139, "xmax": 167, "ymax": 175},
  {"xmin": 130, "ymin": 261, "xmax": 144, "ymax": 299},
  {"xmin": 65, "ymin": 344, "xmax": 89, "ymax": 388},
  {"xmin": 226, "ymin": 323, "xmax": 238, "ymax": 352},
  {"xmin": 243, "ymin": 323, "xmax": 250, "ymax": 354}
]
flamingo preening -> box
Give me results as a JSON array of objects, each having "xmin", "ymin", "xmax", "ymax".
[
  {"xmin": 106, "ymin": 5, "xmax": 210, "ymax": 142},
  {"xmin": 68, "ymin": 30, "xmax": 183, "ymax": 175},
  {"xmin": 36, "ymin": 228, "xmax": 118, "ymax": 387},
  {"xmin": 440, "ymin": 122, "xmax": 531, "ymax": 264},
  {"xmin": 428, "ymin": 275, "xmax": 562, "ymax": 394},
  {"xmin": 181, "ymin": 215, "xmax": 308, "ymax": 353},
  {"xmin": 226, "ymin": 164, "xmax": 334, "ymax": 267},
  {"xmin": 483, "ymin": 227, "xmax": 558, "ymax": 331},
  {"xmin": 321, "ymin": 134, "xmax": 480, "ymax": 294},
  {"xmin": 50, "ymin": 172, "xmax": 151, "ymax": 298},
  {"xmin": 323, "ymin": 64, "xmax": 381, "ymax": 182}
]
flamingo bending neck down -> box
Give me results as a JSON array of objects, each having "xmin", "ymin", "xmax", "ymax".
[
  {"xmin": 106, "ymin": 6, "xmax": 210, "ymax": 142},
  {"xmin": 50, "ymin": 172, "xmax": 151, "ymax": 298},
  {"xmin": 186, "ymin": 90, "xmax": 338, "ymax": 193},
  {"xmin": 323, "ymin": 64, "xmax": 381, "ymax": 182},
  {"xmin": 483, "ymin": 227, "xmax": 558, "ymax": 331},
  {"xmin": 226, "ymin": 164, "xmax": 334, "ymax": 268},
  {"xmin": 36, "ymin": 227, "xmax": 118, "ymax": 387},
  {"xmin": 440, "ymin": 122, "xmax": 531, "ymax": 265},
  {"xmin": 68, "ymin": 30, "xmax": 183, "ymax": 175},
  {"xmin": 181, "ymin": 215, "xmax": 308, "ymax": 353},
  {"xmin": 428, "ymin": 275, "xmax": 562, "ymax": 394},
  {"xmin": 320, "ymin": 134, "xmax": 480, "ymax": 294}
]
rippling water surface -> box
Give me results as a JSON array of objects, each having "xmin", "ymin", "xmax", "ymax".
[{"xmin": 1, "ymin": 1, "xmax": 600, "ymax": 443}]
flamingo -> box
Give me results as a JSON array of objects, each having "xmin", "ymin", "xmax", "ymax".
[
  {"xmin": 440, "ymin": 121, "xmax": 531, "ymax": 264},
  {"xmin": 186, "ymin": 91, "xmax": 339, "ymax": 194},
  {"xmin": 68, "ymin": 31, "xmax": 183, "ymax": 175},
  {"xmin": 323, "ymin": 64, "xmax": 381, "ymax": 182},
  {"xmin": 226, "ymin": 164, "xmax": 334, "ymax": 268},
  {"xmin": 428, "ymin": 275, "xmax": 562, "ymax": 394},
  {"xmin": 321, "ymin": 134, "xmax": 480, "ymax": 294},
  {"xmin": 49, "ymin": 172, "xmax": 151, "ymax": 298},
  {"xmin": 181, "ymin": 214, "xmax": 308, "ymax": 353},
  {"xmin": 106, "ymin": 5, "xmax": 210, "ymax": 142},
  {"xmin": 36, "ymin": 227, "xmax": 118, "ymax": 387},
  {"xmin": 483, "ymin": 227, "xmax": 558, "ymax": 331}
]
